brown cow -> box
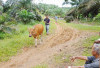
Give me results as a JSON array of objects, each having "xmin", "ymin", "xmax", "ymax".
[{"xmin": 28, "ymin": 24, "xmax": 44, "ymax": 47}]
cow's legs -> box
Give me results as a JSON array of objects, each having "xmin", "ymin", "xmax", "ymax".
[
  {"xmin": 35, "ymin": 38, "xmax": 37, "ymax": 47},
  {"xmin": 40, "ymin": 34, "xmax": 43, "ymax": 44}
]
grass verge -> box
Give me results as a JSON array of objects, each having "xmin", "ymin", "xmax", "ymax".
[{"xmin": 66, "ymin": 23, "xmax": 100, "ymax": 32}]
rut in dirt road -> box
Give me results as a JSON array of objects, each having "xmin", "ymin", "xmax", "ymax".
[{"xmin": 0, "ymin": 23, "xmax": 80, "ymax": 68}]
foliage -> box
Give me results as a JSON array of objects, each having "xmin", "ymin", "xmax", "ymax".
[
  {"xmin": 65, "ymin": 16, "xmax": 74, "ymax": 22},
  {"xmin": 63, "ymin": 0, "xmax": 86, "ymax": 7},
  {"xmin": 18, "ymin": 9, "xmax": 42, "ymax": 24},
  {"xmin": 18, "ymin": 9, "xmax": 34, "ymax": 23},
  {"xmin": 0, "ymin": 15, "xmax": 5, "ymax": 24},
  {"xmin": 0, "ymin": 13, "xmax": 17, "ymax": 37},
  {"xmin": 0, "ymin": 6, "xmax": 3, "ymax": 12},
  {"xmin": 65, "ymin": 0, "xmax": 100, "ymax": 22},
  {"xmin": 0, "ymin": 0, "xmax": 3, "ymax": 6},
  {"xmin": 3, "ymin": 0, "xmax": 42, "ymax": 22},
  {"xmin": 36, "ymin": 3, "xmax": 70, "ymax": 17},
  {"xmin": 94, "ymin": 13, "xmax": 100, "ymax": 21}
]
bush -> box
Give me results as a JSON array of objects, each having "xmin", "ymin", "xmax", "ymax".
[
  {"xmin": 0, "ymin": 13, "xmax": 12, "ymax": 24},
  {"xmin": 35, "ymin": 14, "xmax": 42, "ymax": 21},
  {"xmin": 18, "ymin": 9, "xmax": 32, "ymax": 24},
  {"xmin": 65, "ymin": 16, "xmax": 74, "ymax": 22},
  {"xmin": 0, "ymin": 13, "xmax": 17, "ymax": 34},
  {"xmin": 94, "ymin": 13, "xmax": 100, "ymax": 21},
  {"xmin": 0, "ymin": 15, "xmax": 5, "ymax": 24},
  {"xmin": 18, "ymin": 9, "xmax": 42, "ymax": 24},
  {"xmin": 0, "ymin": 6, "xmax": 3, "ymax": 12},
  {"xmin": 0, "ymin": 31, "xmax": 5, "ymax": 39},
  {"xmin": 5, "ymin": 20, "xmax": 17, "ymax": 25}
]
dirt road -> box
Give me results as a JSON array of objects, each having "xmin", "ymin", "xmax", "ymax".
[{"xmin": 0, "ymin": 22, "xmax": 95, "ymax": 68}]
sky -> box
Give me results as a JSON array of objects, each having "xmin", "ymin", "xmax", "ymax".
[{"xmin": 2, "ymin": 0, "xmax": 71, "ymax": 7}]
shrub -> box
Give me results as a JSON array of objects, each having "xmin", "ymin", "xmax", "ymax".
[
  {"xmin": 94, "ymin": 13, "xmax": 100, "ymax": 21},
  {"xmin": 0, "ymin": 6, "xmax": 3, "ymax": 12},
  {"xmin": 5, "ymin": 20, "xmax": 17, "ymax": 25},
  {"xmin": 0, "ymin": 31, "xmax": 5, "ymax": 39},
  {"xmin": 65, "ymin": 16, "xmax": 74, "ymax": 22},
  {"xmin": 35, "ymin": 13, "xmax": 42, "ymax": 21},
  {"xmin": 18, "ymin": 9, "xmax": 32, "ymax": 24},
  {"xmin": 0, "ymin": 13, "xmax": 12, "ymax": 24},
  {"xmin": 0, "ymin": 15, "xmax": 5, "ymax": 24},
  {"xmin": 0, "ymin": 13, "xmax": 17, "ymax": 35},
  {"xmin": 18, "ymin": 9, "xmax": 42, "ymax": 24}
]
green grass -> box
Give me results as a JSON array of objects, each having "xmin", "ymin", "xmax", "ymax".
[
  {"xmin": 33, "ymin": 64, "xmax": 48, "ymax": 68},
  {"xmin": 54, "ymin": 53, "xmax": 72, "ymax": 64},
  {"xmin": 66, "ymin": 23, "xmax": 100, "ymax": 32},
  {"xmin": 54, "ymin": 54, "xmax": 64, "ymax": 63},
  {"xmin": 83, "ymin": 35, "xmax": 100, "ymax": 56},
  {"xmin": 79, "ymin": 19, "xmax": 100, "ymax": 26},
  {"xmin": 58, "ymin": 20, "xmax": 100, "ymax": 32},
  {"xmin": 59, "ymin": 19, "xmax": 100, "ymax": 32},
  {"xmin": 0, "ymin": 19, "xmax": 56, "ymax": 62}
]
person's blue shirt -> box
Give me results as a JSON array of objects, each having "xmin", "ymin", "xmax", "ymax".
[{"xmin": 55, "ymin": 16, "xmax": 58, "ymax": 20}]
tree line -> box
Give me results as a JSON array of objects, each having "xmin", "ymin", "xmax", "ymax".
[{"xmin": 64, "ymin": 0, "xmax": 100, "ymax": 22}]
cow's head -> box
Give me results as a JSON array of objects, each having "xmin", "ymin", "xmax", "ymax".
[
  {"xmin": 28, "ymin": 27, "xmax": 36, "ymax": 38},
  {"xmin": 28, "ymin": 28, "xmax": 33, "ymax": 37}
]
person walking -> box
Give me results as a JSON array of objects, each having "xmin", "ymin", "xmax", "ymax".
[
  {"xmin": 55, "ymin": 15, "xmax": 58, "ymax": 24},
  {"xmin": 44, "ymin": 15, "xmax": 50, "ymax": 35}
]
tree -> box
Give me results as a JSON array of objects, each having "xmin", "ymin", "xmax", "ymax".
[
  {"xmin": 6, "ymin": 0, "xmax": 19, "ymax": 6},
  {"xmin": 65, "ymin": 0, "xmax": 100, "ymax": 22},
  {"xmin": 0, "ymin": 0, "xmax": 3, "ymax": 6},
  {"xmin": 19, "ymin": 0, "xmax": 33, "ymax": 9},
  {"xmin": 63, "ymin": 0, "xmax": 85, "ymax": 7},
  {"xmin": 5, "ymin": 0, "xmax": 33, "ymax": 10},
  {"xmin": 0, "ymin": 0, "xmax": 3, "ymax": 14},
  {"xmin": 4, "ymin": 0, "xmax": 33, "ymax": 17}
]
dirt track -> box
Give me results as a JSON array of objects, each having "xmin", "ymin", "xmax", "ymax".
[{"xmin": 0, "ymin": 23, "xmax": 95, "ymax": 68}]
